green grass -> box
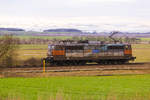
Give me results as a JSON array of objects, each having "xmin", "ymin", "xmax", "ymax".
[
  {"xmin": 140, "ymin": 38, "xmax": 150, "ymax": 41},
  {"xmin": 1, "ymin": 75, "xmax": 150, "ymax": 100}
]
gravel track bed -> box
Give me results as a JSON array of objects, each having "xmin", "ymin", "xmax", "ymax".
[{"xmin": 1, "ymin": 63, "xmax": 150, "ymax": 73}]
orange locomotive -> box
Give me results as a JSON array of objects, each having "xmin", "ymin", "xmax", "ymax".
[{"xmin": 45, "ymin": 42, "xmax": 136, "ymax": 66}]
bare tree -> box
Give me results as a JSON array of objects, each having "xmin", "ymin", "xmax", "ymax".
[{"xmin": 0, "ymin": 35, "xmax": 19, "ymax": 67}]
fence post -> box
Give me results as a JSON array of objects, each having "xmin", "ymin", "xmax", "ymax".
[{"xmin": 43, "ymin": 59, "xmax": 46, "ymax": 73}]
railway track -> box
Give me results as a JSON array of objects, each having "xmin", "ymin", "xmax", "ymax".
[{"xmin": 1, "ymin": 62, "xmax": 150, "ymax": 73}]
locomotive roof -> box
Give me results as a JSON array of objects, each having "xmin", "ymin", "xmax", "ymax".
[
  {"xmin": 107, "ymin": 44, "xmax": 127, "ymax": 46},
  {"xmin": 48, "ymin": 43, "xmax": 129, "ymax": 46}
]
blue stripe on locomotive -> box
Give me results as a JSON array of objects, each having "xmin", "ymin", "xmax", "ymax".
[{"xmin": 92, "ymin": 49, "xmax": 100, "ymax": 53}]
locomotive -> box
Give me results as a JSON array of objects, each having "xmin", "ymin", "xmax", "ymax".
[{"xmin": 44, "ymin": 39, "xmax": 136, "ymax": 66}]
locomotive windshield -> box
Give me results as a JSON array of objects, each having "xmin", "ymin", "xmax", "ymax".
[
  {"xmin": 125, "ymin": 45, "xmax": 131, "ymax": 50},
  {"xmin": 48, "ymin": 45, "xmax": 54, "ymax": 49},
  {"xmin": 48, "ymin": 45, "xmax": 55, "ymax": 56}
]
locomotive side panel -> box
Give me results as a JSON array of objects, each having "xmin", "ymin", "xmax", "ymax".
[
  {"xmin": 65, "ymin": 45, "xmax": 84, "ymax": 58},
  {"xmin": 52, "ymin": 50, "xmax": 65, "ymax": 56},
  {"xmin": 83, "ymin": 50, "xmax": 92, "ymax": 57}
]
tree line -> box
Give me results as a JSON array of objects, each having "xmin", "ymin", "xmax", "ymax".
[{"xmin": 0, "ymin": 36, "xmax": 142, "ymax": 45}]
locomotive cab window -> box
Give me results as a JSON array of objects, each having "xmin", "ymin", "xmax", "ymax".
[
  {"xmin": 125, "ymin": 45, "xmax": 131, "ymax": 50},
  {"xmin": 48, "ymin": 45, "xmax": 55, "ymax": 50}
]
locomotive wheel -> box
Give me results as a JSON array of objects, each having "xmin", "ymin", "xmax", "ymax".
[
  {"xmin": 72, "ymin": 61, "xmax": 77, "ymax": 66},
  {"xmin": 50, "ymin": 62, "xmax": 57, "ymax": 66},
  {"xmin": 122, "ymin": 61, "xmax": 127, "ymax": 64},
  {"xmin": 118, "ymin": 61, "xmax": 124, "ymax": 65},
  {"xmin": 57, "ymin": 61, "xmax": 64, "ymax": 66},
  {"xmin": 69, "ymin": 61, "xmax": 74, "ymax": 66},
  {"xmin": 98, "ymin": 61, "xmax": 103, "ymax": 65},
  {"xmin": 66, "ymin": 61, "xmax": 71, "ymax": 66},
  {"xmin": 78, "ymin": 61, "xmax": 86, "ymax": 65},
  {"xmin": 62, "ymin": 62, "xmax": 68, "ymax": 66},
  {"xmin": 108, "ymin": 61, "xmax": 113, "ymax": 65},
  {"xmin": 111, "ymin": 61, "xmax": 117, "ymax": 65},
  {"xmin": 104, "ymin": 61, "xmax": 108, "ymax": 65},
  {"xmin": 110, "ymin": 61, "xmax": 114, "ymax": 65}
]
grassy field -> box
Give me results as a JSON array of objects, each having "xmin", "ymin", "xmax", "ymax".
[
  {"xmin": 19, "ymin": 44, "xmax": 47, "ymax": 50},
  {"xmin": 132, "ymin": 44, "xmax": 150, "ymax": 62},
  {"xmin": 140, "ymin": 38, "xmax": 150, "ymax": 41},
  {"xmin": 1, "ymin": 75, "xmax": 150, "ymax": 100},
  {"xmin": 14, "ymin": 36, "xmax": 72, "ymax": 40},
  {"xmin": 16, "ymin": 44, "xmax": 150, "ymax": 63},
  {"xmin": 17, "ymin": 49, "xmax": 47, "ymax": 61}
]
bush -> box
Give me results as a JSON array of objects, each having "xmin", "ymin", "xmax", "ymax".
[{"xmin": 23, "ymin": 58, "xmax": 42, "ymax": 67}]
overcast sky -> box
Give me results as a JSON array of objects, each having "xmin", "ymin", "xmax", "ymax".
[{"xmin": 0, "ymin": 0, "xmax": 150, "ymax": 32}]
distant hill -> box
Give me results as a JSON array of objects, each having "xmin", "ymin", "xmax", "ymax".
[
  {"xmin": 43, "ymin": 28, "xmax": 82, "ymax": 33},
  {"xmin": 0, "ymin": 27, "xmax": 150, "ymax": 38},
  {"xmin": 0, "ymin": 28, "xmax": 25, "ymax": 31}
]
